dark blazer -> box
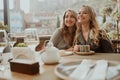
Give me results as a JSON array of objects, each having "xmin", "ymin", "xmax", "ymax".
[{"xmin": 77, "ymin": 30, "xmax": 113, "ymax": 53}]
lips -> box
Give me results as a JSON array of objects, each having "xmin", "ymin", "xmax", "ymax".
[
  {"xmin": 78, "ymin": 17, "xmax": 86, "ymax": 22},
  {"xmin": 66, "ymin": 22, "xmax": 74, "ymax": 27}
]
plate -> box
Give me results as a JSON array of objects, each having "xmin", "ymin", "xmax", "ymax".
[
  {"xmin": 59, "ymin": 50, "xmax": 73, "ymax": 56},
  {"xmin": 75, "ymin": 51, "xmax": 95, "ymax": 55},
  {"xmin": 55, "ymin": 60, "xmax": 120, "ymax": 80}
]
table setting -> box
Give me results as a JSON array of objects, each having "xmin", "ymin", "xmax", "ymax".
[
  {"xmin": 55, "ymin": 59, "xmax": 120, "ymax": 80},
  {"xmin": 0, "ymin": 41, "xmax": 120, "ymax": 80}
]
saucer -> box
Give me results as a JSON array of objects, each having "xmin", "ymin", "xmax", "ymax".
[
  {"xmin": 59, "ymin": 50, "xmax": 73, "ymax": 56},
  {"xmin": 75, "ymin": 51, "xmax": 95, "ymax": 55}
]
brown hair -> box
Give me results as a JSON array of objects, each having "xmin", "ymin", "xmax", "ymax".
[{"xmin": 61, "ymin": 10, "xmax": 77, "ymax": 47}]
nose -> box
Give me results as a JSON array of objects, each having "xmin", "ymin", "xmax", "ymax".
[
  {"xmin": 67, "ymin": 17, "xmax": 71, "ymax": 20},
  {"xmin": 77, "ymin": 15, "xmax": 81, "ymax": 19}
]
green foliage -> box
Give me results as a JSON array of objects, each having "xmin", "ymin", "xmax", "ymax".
[
  {"xmin": 0, "ymin": 22, "xmax": 9, "ymax": 32},
  {"xmin": 102, "ymin": 22, "xmax": 113, "ymax": 32},
  {"xmin": 107, "ymin": 30, "xmax": 117, "ymax": 39},
  {"xmin": 16, "ymin": 43, "xmax": 27, "ymax": 47},
  {"xmin": 111, "ymin": 12, "xmax": 120, "ymax": 21},
  {"xmin": 100, "ymin": 6, "xmax": 112, "ymax": 16}
]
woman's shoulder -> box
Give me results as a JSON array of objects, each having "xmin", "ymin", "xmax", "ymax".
[
  {"xmin": 52, "ymin": 28, "xmax": 62, "ymax": 36},
  {"xmin": 98, "ymin": 29, "xmax": 107, "ymax": 38},
  {"xmin": 55, "ymin": 28, "xmax": 62, "ymax": 32}
]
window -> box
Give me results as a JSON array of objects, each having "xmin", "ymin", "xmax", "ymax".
[{"xmin": 0, "ymin": 0, "xmax": 118, "ymax": 35}]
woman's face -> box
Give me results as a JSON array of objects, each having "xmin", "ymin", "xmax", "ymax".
[
  {"xmin": 64, "ymin": 11, "xmax": 76, "ymax": 28},
  {"xmin": 78, "ymin": 7, "xmax": 91, "ymax": 24}
]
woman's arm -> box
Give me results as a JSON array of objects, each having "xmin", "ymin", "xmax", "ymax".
[
  {"xmin": 99, "ymin": 29, "xmax": 113, "ymax": 53},
  {"xmin": 49, "ymin": 28, "xmax": 62, "ymax": 47},
  {"xmin": 99, "ymin": 38, "xmax": 113, "ymax": 53}
]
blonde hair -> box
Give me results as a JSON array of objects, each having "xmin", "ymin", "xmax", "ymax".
[
  {"xmin": 74, "ymin": 5, "xmax": 100, "ymax": 45},
  {"xmin": 61, "ymin": 10, "xmax": 77, "ymax": 47}
]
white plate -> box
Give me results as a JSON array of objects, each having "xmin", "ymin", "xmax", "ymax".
[
  {"xmin": 55, "ymin": 61, "xmax": 120, "ymax": 80},
  {"xmin": 59, "ymin": 50, "xmax": 73, "ymax": 56},
  {"xmin": 75, "ymin": 51, "xmax": 95, "ymax": 55}
]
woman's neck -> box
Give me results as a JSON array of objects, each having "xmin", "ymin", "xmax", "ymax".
[
  {"xmin": 81, "ymin": 23, "xmax": 90, "ymax": 33},
  {"xmin": 81, "ymin": 23, "xmax": 90, "ymax": 42},
  {"xmin": 68, "ymin": 27, "xmax": 73, "ymax": 34}
]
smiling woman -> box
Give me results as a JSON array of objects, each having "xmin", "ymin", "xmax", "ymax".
[{"xmin": 49, "ymin": 10, "xmax": 77, "ymax": 50}]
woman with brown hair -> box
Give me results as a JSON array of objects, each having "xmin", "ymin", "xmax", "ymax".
[
  {"xmin": 49, "ymin": 9, "xmax": 77, "ymax": 51},
  {"xmin": 73, "ymin": 5, "xmax": 113, "ymax": 53}
]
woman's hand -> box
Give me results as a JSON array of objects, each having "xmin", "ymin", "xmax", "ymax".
[
  {"xmin": 66, "ymin": 47, "xmax": 74, "ymax": 51},
  {"xmin": 73, "ymin": 45, "xmax": 80, "ymax": 52}
]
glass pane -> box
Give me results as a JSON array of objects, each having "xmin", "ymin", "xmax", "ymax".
[
  {"xmin": 0, "ymin": 0, "xmax": 3, "ymax": 24},
  {"xmin": 0, "ymin": 0, "xmax": 118, "ymax": 36}
]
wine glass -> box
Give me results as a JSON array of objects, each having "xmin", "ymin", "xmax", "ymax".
[{"xmin": 8, "ymin": 33, "xmax": 16, "ymax": 48}]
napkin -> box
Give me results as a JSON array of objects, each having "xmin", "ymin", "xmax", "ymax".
[
  {"xmin": 89, "ymin": 60, "xmax": 108, "ymax": 80},
  {"xmin": 106, "ymin": 65, "xmax": 120, "ymax": 80},
  {"xmin": 12, "ymin": 47, "xmax": 35, "ymax": 60},
  {"xmin": 69, "ymin": 59, "xmax": 95, "ymax": 80}
]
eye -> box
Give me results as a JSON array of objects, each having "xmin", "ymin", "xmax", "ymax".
[
  {"xmin": 83, "ymin": 12, "xmax": 87, "ymax": 14},
  {"xmin": 65, "ymin": 15, "xmax": 68, "ymax": 18},
  {"xmin": 78, "ymin": 12, "xmax": 81, "ymax": 14}
]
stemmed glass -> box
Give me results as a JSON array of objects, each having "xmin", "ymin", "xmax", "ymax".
[{"xmin": 8, "ymin": 33, "xmax": 16, "ymax": 48}]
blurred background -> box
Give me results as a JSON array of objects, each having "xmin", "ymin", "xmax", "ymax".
[
  {"xmin": 0, "ymin": 0, "xmax": 119, "ymax": 39},
  {"xmin": 0, "ymin": 0, "xmax": 119, "ymax": 52}
]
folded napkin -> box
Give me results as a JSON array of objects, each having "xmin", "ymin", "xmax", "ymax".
[
  {"xmin": 69, "ymin": 59, "xmax": 95, "ymax": 80},
  {"xmin": 68, "ymin": 60, "xmax": 119, "ymax": 80},
  {"xmin": 12, "ymin": 47, "xmax": 35, "ymax": 60},
  {"xmin": 89, "ymin": 60, "xmax": 108, "ymax": 80},
  {"xmin": 106, "ymin": 65, "xmax": 120, "ymax": 80}
]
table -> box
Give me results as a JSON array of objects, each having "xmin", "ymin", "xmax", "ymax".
[{"xmin": 0, "ymin": 53, "xmax": 120, "ymax": 80}]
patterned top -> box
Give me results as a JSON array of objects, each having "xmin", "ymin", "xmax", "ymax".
[{"xmin": 77, "ymin": 30, "xmax": 113, "ymax": 53}]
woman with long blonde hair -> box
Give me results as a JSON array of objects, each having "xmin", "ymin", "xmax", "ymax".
[{"xmin": 74, "ymin": 5, "xmax": 113, "ymax": 53}]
